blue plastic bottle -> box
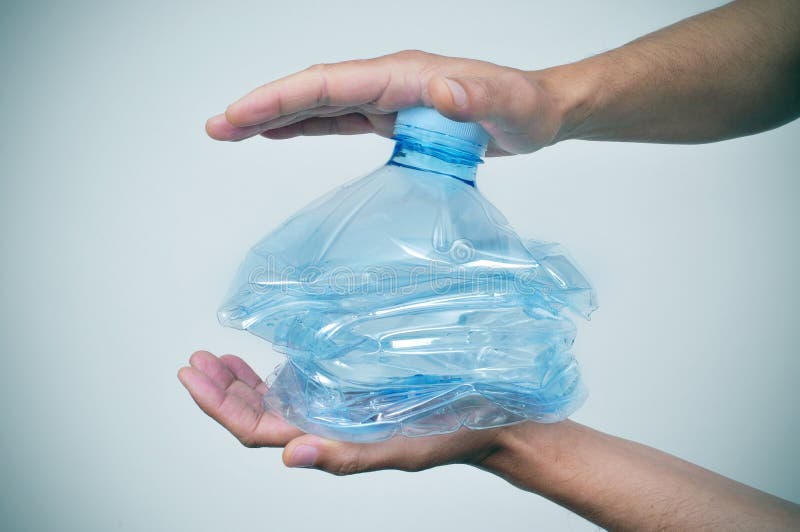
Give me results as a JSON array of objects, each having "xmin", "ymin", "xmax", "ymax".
[{"xmin": 219, "ymin": 107, "xmax": 597, "ymax": 442}]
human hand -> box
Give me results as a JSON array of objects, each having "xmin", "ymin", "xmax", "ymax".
[
  {"xmin": 178, "ymin": 351, "xmax": 504, "ymax": 474},
  {"xmin": 205, "ymin": 50, "xmax": 577, "ymax": 156},
  {"xmin": 178, "ymin": 351, "xmax": 800, "ymax": 530}
]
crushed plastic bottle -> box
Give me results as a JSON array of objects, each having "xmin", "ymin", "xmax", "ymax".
[{"xmin": 219, "ymin": 107, "xmax": 597, "ymax": 442}]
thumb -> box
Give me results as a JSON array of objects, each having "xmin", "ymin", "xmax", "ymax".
[
  {"xmin": 428, "ymin": 72, "xmax": 550, "ymax": 154},
  {"xmin": 282, "ymin": 426, "xmax": 503, "ymax": 476},
  {"xmin": 282, "ymin": 434, "xmax": 427, "ymax": 475}
]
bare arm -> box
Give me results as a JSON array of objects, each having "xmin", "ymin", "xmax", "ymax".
[
  {"xmin": 207, "ymin": 1, "xmax": 800, "ymax": 154},
  {"xmin": 484, "ymin": 420, "xmax": 800, "ymax": 531},
  {"xmin": 179, "ymin": 352, "xmax": 800, "ymax": 531},
  {"xmin": 553, "ymin": 0, "xmax": 800, "ymax": 144}
]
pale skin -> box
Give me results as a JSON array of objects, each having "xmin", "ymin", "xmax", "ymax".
[{"xmin": 181, "ymin": 1, "xmax": 800, "ymax": 529}]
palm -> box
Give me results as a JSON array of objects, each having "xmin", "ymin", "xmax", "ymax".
[
  {"xmin": 178, "ymin": 351, "xmax": 303, "ymax": 447},
  {"xmin": 179, "ymin": 350, "xmax": 506, "ymax": 474}
]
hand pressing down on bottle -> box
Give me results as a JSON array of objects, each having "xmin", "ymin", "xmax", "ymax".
[{"xmin": 205, "ymin": 50, "xmax": 574, "ymax": 157}]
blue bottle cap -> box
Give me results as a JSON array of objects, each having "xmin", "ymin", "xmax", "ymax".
[{"xmin": 394, "ymin": 107, "xmax": 490, "ymax": 153}]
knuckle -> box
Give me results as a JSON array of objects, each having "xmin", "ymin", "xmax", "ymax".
[
  {"xmin": 332, "ymin": 460, "xmax": 359, "ymax": 476},
  {"xmin": 306, "ymin": 62, "xmax": 330, "ymax": 74},
  {"xmin": 304, "ymin": 63, "xmax": 331, "ymax": 106},
  {"xmin": 394, "ymin": 49, "xmax": 429, "ymax": 61},
  {"xmin": 498, "ymin": 68, "xmax": 529, "ymax": 87},
  {"xmin": 330, "ymin": 451, "xmax": 364, "ymax": 476}
]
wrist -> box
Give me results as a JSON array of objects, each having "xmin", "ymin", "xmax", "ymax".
[
  {"xmin": 476, "ymin": 420, "xmax": 589, "ymax": 494},
  {"xmin": 526, "ymin": 58, "xmax": 606, "ymax": 145}
]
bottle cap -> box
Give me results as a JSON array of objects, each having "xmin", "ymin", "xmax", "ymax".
[{"xmin": 394, "ymin": 107, "xmax": 490, "ymax": 154}]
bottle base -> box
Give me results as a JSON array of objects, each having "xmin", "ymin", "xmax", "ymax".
[{"xmin": 263, "ymin": 360, "xmax": 587, "ymax": 442}]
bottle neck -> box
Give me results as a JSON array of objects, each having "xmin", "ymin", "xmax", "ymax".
[{"xmin": 388, "ymin": 135, "xmax": 483, "ymax": 186}]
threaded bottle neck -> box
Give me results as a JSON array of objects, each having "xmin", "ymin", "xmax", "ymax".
[{"xmin": 389, "ymin": 128, "xmax": 484, "ymax": 185}]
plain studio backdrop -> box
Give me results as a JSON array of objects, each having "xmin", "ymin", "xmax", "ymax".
[{"xmin": 1, "ymin": 1, "xmax": 798, "ymax": 530}]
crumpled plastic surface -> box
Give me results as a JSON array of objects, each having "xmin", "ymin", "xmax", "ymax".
[{"xmin": 219, "ymin": 160, "xmax": 596, "ymax": 442}]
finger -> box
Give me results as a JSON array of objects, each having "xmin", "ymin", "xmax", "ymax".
[
  {"xmin": 224, "ymin": 52, "xmax": 433, "ymax": 127},
  {"xmin": 428, "ymin": 71, "xmax": 531, "ymax": 123},
  {"xmin": 178, "ymin": 366, "xmax": 301, "ymax": 447},
  {"xmin": 253, "ymin": 108, "xmax": 507, "ymax": 154},
  {"xmin": 282, "ymin": 433, "xmax": 451, "ymax": 474},
  {"xmin": 178, "ymin": 365, "xmax": 225, "ymax": 416},
  {"xmin": 206, "ymin": 109, "xmax": 325, "ymax": 141},
  {"xmin": 191, "ymin": 352, "xmax": 263, "ymax": 411},
  {"xmin": 261, "ymin": 114, "xmax": 375, "ymax": 139},
  {"xmin": 189, "ymin": 350, "xmax": 235, "ymax": 390},
  {"xmin": 261, "ymin": 112, "xmax": 397, "ymax": 140},
  {"xmin": 208, "ymin": 106, "xmax": 370, "ymax": 141},
  {"xmin": 177, "ymin": 365, "xmax": 254, "ymax": 434},
  {"xmin": 282, "ymin": 427, "xmax": 500, "ymax": 475},
  {"xmin": 219, "ymin": 354, "xmax": 264, "ymax": 390},
  {"xmin": 205, "ymin": 113, "xmax": 265, "ymax": 141}
]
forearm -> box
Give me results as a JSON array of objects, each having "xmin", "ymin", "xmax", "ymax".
[
  {"xmin": 479, "ymin": 420, "xmax": 799, "ymax": 530},
  {"xmin": 538, "ymin": 0, "xmax": 800, "ymax": 145}
]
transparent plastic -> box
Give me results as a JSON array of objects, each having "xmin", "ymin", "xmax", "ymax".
[{"xmin": 219, "ymin": 108, "xmax": 597, "ymax": 442}]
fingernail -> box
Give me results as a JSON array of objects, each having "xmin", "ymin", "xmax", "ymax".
[
  {"xmin": 444, "ymin": 78, "xmax": 467, "ymax": 108},
  {"xmin": 288, "ymin": 445, "xmax": 318, "ymax": 467}
]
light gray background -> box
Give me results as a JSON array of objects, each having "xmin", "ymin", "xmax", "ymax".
[{"xmin": 1, "ymin": 0, "xmax": 798, "ymax": 530}]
